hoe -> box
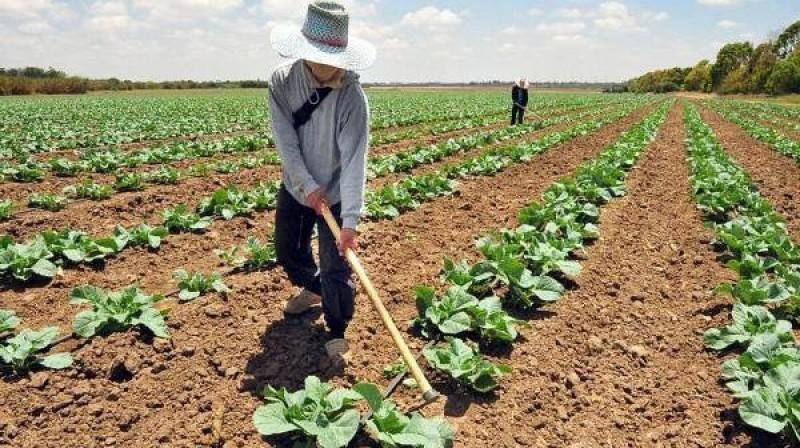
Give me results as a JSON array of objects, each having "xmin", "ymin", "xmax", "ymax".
[{"xmin": 320, "ymin": 204, "xmax": 440, "ymax": 404}]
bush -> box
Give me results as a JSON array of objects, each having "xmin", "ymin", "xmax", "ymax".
[{"xmin": 766, "ymin": 60, "xmax": 800, "ymax": 95}]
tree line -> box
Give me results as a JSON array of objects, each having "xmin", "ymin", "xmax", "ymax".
[
  {"xmin": 627, "ymin": 20, "xmax": 800, "ymax": 95},
  {"xmin": 0, "ymin": 67, "xmax": 269, "ymax": 96}
]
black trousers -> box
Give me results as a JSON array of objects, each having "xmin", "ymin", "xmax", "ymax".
[
  {"xmin": 511, "ymin": 105, "xmax": 526, "ymax": 125},
  {"xmin": 274, "ymin": 185, "xmax": 354, "ymax": 338}
]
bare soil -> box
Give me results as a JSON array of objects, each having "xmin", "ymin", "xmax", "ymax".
[{"xmin": 0, "ymin": 103, "xmax": 659, "ymax": 447}]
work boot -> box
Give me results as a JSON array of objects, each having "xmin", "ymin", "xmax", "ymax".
[
  {"xmin": 284, "ymin": 289, "xmax": 322, "ymax": 315},
  {"xmin": 325, "ymin": 338, "xmax": 349, "ymax": 366}
]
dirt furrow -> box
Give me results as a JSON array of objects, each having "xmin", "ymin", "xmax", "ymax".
[
  {"xmin": 432, "ymin": 101, "xmax": 758, "ymax": 447},
  {"xmin": 0, "ymin": 104, "xmax": 658, "ymax": 447},
  {"xmin": 372, "ymin": 105, "xmax": 622, "ymax": 189},
  {"xmin": 0, "ymin": 104, "xmax": 653, "ymax": 332},
  {"xmin": 698, "ymin": 105, "xmax": 800, "ymax": 239}
]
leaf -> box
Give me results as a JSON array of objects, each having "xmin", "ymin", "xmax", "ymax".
[
  {"xmin": 39, "ymin": 352, "xmax": 73, "ymax": 369},
  {"xmin": 179, "ymin": 289, "xmax": 200, "ymax": 302},
  {"xmin": 438, "ymin": 312, "xmax": 472, "ymax": 335},
  {"xmin": 133, "ymin": 308, "xmax": 170, "ymax": 338},
  {"xmin": 316, "ymin": 409, "xmax": 360, "ymax": 448},
  {"xmin": 73, "ymin": 310, "xmax": 103, "ymax": 338},
  {"xmin": 30, "ymin": 258, "xmax": 57, "ymax": 278},
  {"xmin": 252, "ymin": 403, "xmax": 297, "ymax": 436},
  {"xmin": 353, "ymin": 382, "xmax": 384, "ymax": 412}
]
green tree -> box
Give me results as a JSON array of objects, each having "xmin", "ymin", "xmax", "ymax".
[
  {"xmin": 684, "ymin": 60, "xmax": 713, "ymax": 92},
  {"xmin": 746, "ymin": 42, "xmax": 778, "ymax": 92},
  {"xmin": 712, "ymin": 42, "xmax": 753, "ymax": 90},
  {"xmin": 766, "ymin": 59, "xmax": 800, "ymax": 94},
  {"xmin": 776, "ymin": 20, "xmax": 800, "ymax": 59}
]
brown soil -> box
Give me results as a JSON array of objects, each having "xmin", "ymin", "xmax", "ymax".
[
  {"xmin": 0, "ymin": 104, "xmax": 660, "ymax": 447},
  {"xmin": 737, "ymin": 109, "xmax": 800, "ymax": 141},
  {"xmin": 421, "ymin": 101, "xmax": 766, "ymax": 447},
  {"xmin": 373, "ymin": 104, "xmax": 625, "ymax": 189},
  {"xmin": 698, "ymin": 105, "xmax": 800, "ymax": 239}
]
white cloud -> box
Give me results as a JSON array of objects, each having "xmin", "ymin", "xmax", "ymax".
[
  {"xmin": 697, "ymin": 0, "xmax": 743, "ymax": 5},
  {"xmin": 556, "ymin": 8, "xmax": 585, "ymax": 19},
  {"xmin": 717, "ymin": 19, "xmax": 737, "ymax": 28},
  {"xmin": 536, "ymin": 21, "xmax": 586, "ymax": 35},
  {"xmin": 501, "ymin": 25, "xmax": 523, "ymax": 36},
  {"xmin": 401, "ymin": 6, "xmax": 462, "ymax": 28},
  {"xmin": 86, "ymin": 1, "xmax": 134, "ymax": 32},
  {"xmin": 643, "ymin": 11, "xmax": 670, "ymax": 22},
  {"xmin": 0, "ymin": 0, "xmax": 73, "ymax": 20},
  {"xmin": 528, "ymin": 8, "xmax": 543, "ymax": 17},
  {"xmin": 18, "ymin": 20, "xmax": 53, "ymax": 34},
  {"xmin": 133, "ymin": 0, "xmax": 243, "ymax": 21},
  {"xmin": 594, "ymin": 2, "xmax": 643, "ymax": 31}
]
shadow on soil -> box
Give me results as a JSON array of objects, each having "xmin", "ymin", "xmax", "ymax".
[
  {"xmin": 718, "ymin": 407, "xmax": 790, "ymax": 448},
  {"xmin": 242, "ymin": 309, "xmax": 349, "ymax": 397}
]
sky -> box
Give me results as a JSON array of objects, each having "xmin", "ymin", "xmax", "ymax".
[{"xmin": 1, "ymin": 0, "xmax": 799, "ymax": 83}]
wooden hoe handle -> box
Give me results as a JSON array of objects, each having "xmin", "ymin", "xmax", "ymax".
[{"xmin": 320, "ymin": 205, "xmax": 438, "ymax": 403}]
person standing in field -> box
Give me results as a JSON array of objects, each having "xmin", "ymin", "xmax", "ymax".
[
  {"xmin": 511, "ymin": 78, "xmax": 530, "ymax": 125},
  {"xmin": 268, "ymin": 1, "xmax": 375, "ymax": 366}
]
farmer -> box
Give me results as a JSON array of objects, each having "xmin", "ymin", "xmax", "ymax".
[
  {"xmin": 268, "ymin": 1, "xmax": 375, "ymax": 365},
  {"xmin": 511, "ymin": 78, "xmax": 530, "ymax": 125}
]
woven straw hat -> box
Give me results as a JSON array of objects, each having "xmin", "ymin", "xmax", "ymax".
[{"xmin": 271, "ymin": 1, "xmax": 376, "ymax": 71}]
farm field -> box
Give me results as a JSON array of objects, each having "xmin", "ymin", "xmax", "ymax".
[{"xmin": 3, "ymin": 88, "xmax": 800, "ymax": 448}]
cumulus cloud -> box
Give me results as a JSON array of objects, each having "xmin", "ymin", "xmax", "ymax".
[
  {"xmin": 594, "ymin": 2, "xmax": 643, "ymax": 31},
  {"xmin": 401, "ymin": 6, "xmax": 462, "ymax": 28},
  {"xmin": 86, "ymin": 1, "xmax": 134, "ymax": 32},
  {"xmin": 697, "ymin": 0, "xmax": 744, "ymax": 5},
  {"xmin": 717, "ymin": 19, "xmax": 737, "ymax": 28},
  {"xmin": 133, "ymin": 0, "xmax": 244, "ymax": 21},
  {"xmin": 528, "ymin": 8, "xmax": 543, "ymax": 17},
  {"xmin": 536, "ymin": 21, "xmax": 587, "ymax": 35}
]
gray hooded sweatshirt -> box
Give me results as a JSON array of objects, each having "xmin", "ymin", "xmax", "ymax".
[{"xmin": 269, "ymin": 60, "xmax": 370, "ymax": 230}]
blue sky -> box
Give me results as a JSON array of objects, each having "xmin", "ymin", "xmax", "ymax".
[{"xmin": 1, "ymin": 0, "xmax": 798, "ymax": 82}]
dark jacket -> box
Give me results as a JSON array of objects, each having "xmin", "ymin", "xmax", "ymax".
[{"xmin": 512, "ymin": 85, "xmax": 529, "ymax": 107}]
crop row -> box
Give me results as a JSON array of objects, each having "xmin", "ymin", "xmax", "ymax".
[
  {"xmin": 0, "ymin": 97, "xmax": 607, "ymax": 186},
  {"xmin": 0, "ymin": 98, "xmax": 654, "ymax": 289},
  {"xmin": 0, "ymin": 100, "xmax": 624, "ymax": 224},
  {"xmin": 365, "ymin": 100, "xmax": 654, "ymax": 219},
  {"xmin": 685, "ymin": 102, "xmax": 800, "ymax": 443},
  {"xmin": 0, "ymin": 98, "xmax": 661, "ymax": 447},
  {"xmin": 0, "ymin": 90, "xmax": 516, "ymax": 157},
  {"xmin": 397, "ymin": 102, "xmax": 670, "ymax": 395},
  {"xmin": 705, "ymin": 101, "xmax": 800, "ymax": 164},
  {"xmin": 722, "ymin": 100, "xmax": 800, "ymax": 133}
]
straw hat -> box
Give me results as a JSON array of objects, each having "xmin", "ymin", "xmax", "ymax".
[{"xmin": 270, "ymin": 1, "xmax": 376, "ymax": 71}]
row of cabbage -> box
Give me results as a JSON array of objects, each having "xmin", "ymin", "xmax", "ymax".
[
  {"xmin": 395, "ymin": 103, "xmax": 670, "ymax": 394},
  {"xmin": 705, "ymin": 100, "xmax": 800, "ymax": 163},
  {"xmin": 0, "ymin": 100, "xmax": 639, "ymax": 286},
  {"xmin": 0, "ymin": 90, "xmax": 515, "ymax": 157},
  {"xmin": 685, "ymin": 103, "xmax": 800, "ymax": 442}
]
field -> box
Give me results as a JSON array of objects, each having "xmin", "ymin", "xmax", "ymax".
[{"xmin": 3, "ymin": 88, "xmax": 800, "ymax": 448}]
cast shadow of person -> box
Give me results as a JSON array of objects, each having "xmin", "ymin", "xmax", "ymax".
[{"xmin": 242, "ymin": 309, "xmax": 346, "ymax": 397}]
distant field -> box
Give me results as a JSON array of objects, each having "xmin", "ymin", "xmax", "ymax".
[{"xmin": 4, "ymin": 89, "xmax": 800, "ymax": 447}]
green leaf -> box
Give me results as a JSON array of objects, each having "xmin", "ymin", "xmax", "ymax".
[
  {"xmin": 39, "ymin": 352, "xmax": 73, "ymax": 369},
  {"xmin": 253, "ymin": 403, "xmax": 297, "ymax": 436},
  {"xmin": 353, "ymin": 382, "xmax": 384, "ymax": 412},
  {"xmin": 133, "ymin": 307, "xmax": 170, "ymax": 338},
  {"xmin": 73, "ymin": 310, "xmax": 103, "ymax": 338},
  {"xmin": 30, "ymin": 258, "xmax": 57, "ymax": 278},
  {"xmin": 316, "ymin": 409, "xmax": 360, "ymax": 448}
]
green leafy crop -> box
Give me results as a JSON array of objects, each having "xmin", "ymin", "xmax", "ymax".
[
  {"xmin": 70, "ymin": 285, "xmax": 169, "ymax": 338},
  {"xmin": 252, "ymin": 376, "xmax": 363, "ymax": 448},
  {"xmin": 354, "ymin": 382, "xmax": 455, "ymax": 448},
  {"xmin": 423, "ymin": 338, "xmax": 511, "ymax": 393},
  {"xmin": 174, "ymin": 269, "xmax": 229, "ymax": 302},
  {"xmin": 0, "ymin": 327, "xmax": 73, "ymax": 373}
]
